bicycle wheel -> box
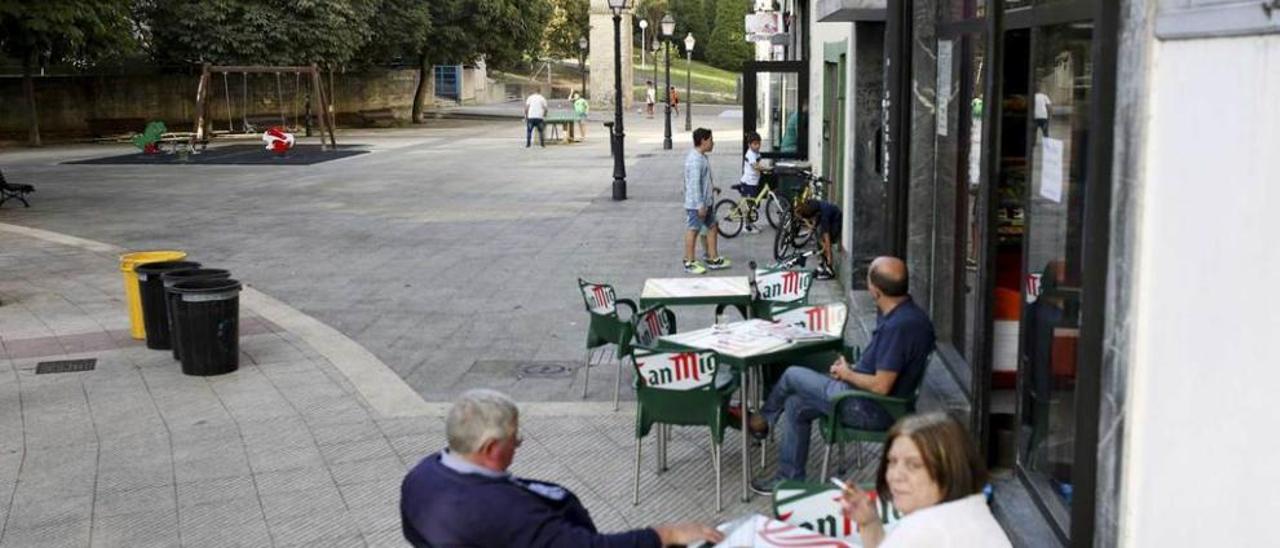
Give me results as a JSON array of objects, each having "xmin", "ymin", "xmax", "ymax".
[
  {"xmin": 773, "ymin": 215, "xmax": 797, "ymax": 261},
  {"xmin": 764, "ymin": 193, "xmax": 784, "ymax": 230},
  {"xmin": 714, "ymin": 199, "xmax": 744, "ymax": 238}
]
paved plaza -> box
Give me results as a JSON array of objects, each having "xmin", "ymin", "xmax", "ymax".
[{"xmin": 0, "ymin": 107, "xmax": 968, "ymax": 547}]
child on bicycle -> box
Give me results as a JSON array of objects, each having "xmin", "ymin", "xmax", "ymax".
[{"xmin": 739, "ymin": 132, "xmax": 766, "ymax": 233}]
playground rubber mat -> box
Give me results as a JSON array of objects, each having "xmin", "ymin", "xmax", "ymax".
[{"xmin": 67, "ymin": 144, "xmax": 369, "ymax": 166}]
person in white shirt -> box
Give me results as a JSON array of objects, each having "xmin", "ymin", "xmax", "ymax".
[
  {"xmin": 1034, "ymin": 92, "xmax": 1052, "ymax": 138},
  {"xmin": 839, "ymin": 413, "xmax": 1012, "ymax": 548},
  {"xmin": 739, "ymin": 131, "xmax": 766, "ymax": 233},
  {"xmin": 645, "ymin": 81, "xmax": 656, "ymax": 118},
  {"xmin": 524, "ymin": 91, "xmax": 549, "ymax": 148}
]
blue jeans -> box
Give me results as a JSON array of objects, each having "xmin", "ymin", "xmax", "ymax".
[
  {"xmin": 526, "ymin": 118, "xmax": 545, "ymax": 147},
  {"xmin": 760, "ymin": 366, "xmax": 894, "ymax": 481}
]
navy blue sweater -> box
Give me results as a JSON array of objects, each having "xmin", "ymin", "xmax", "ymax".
[{"xmin": 401, "ymin": 452, "xmax": 662, "ymax": 548}]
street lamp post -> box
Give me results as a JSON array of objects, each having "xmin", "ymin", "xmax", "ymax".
[
  {"xmin": 608, "ymin": 0, "xmax": 629, "ymax": 201},
  {"xmin": 578, "ymin": 36, "xmax": 588, "ymax": 97},
  {"xmin": 684, "ymin": 33, "xmax": 695, "ymax": 132},
  {"xmin": 661, "ymin": 13, "xmax": 675, "ymax": 150},
  {"xmin": 651, "ymin": 40, "xmax": 660, "ymax": 91}
]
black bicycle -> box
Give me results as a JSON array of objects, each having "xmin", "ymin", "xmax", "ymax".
[{"xmin": 772, "ymin": 170, "xmax": 830, "ymax": 261}]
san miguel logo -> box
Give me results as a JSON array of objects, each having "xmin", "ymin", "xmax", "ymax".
[
  {"xmin": 585, "ymin": 285, "xmax": 616, "ymax": 313},
  {"xmin": 775, "ymin": 486, "xmax": 902, "ymax": 541},
  {"xmin": 634, "ymin": 310, "xmax": 671, "ymax": 346},
  {"xmin": 805, "ymin": 307, "xmax": 827, "ymax": 332},
  {"xmin": 758, "ymin": 270, "xmax": 812, "ymax": 302},
  {"xmin": 639, "ymin": 352, "xmax": 716, "ymax": 389}
]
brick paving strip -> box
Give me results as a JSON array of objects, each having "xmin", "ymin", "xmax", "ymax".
[{"xmin": 1, "ymin": 222, "xmax": 893, "ymax": 548}]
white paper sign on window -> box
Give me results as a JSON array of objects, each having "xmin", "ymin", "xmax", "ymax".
[
  {"xmin": 1039, "ymin": 137, "xmax": 1065, "ymax": 203},
  {"xmin": 936, "ymin": 40, "xmax": 953, "ymax": 137}
]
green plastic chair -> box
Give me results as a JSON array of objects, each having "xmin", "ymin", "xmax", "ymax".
[
  {"xmin": 818, "ymin": 352, "xmax": 927, "ymax": 480},
  {"xmin": 771, "ymin": 302, "xmax": 850, "ymax": 371},
  {"xmin": 578, "ymin": 279, "xmax": 639, "ymax": 410},
  {"xmin": 715, "ymin": 263, "xmax": 814, "ymax": 321},
  {"xmin": 630, "ymin": 322, "xmax": 736, "ymax": 512}
]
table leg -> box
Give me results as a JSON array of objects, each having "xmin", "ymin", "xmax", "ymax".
[{"xmin": 740, "ymin": 369, "xmax": 751, "ymax": 502}]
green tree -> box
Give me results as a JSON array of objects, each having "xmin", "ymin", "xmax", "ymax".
[
  {"xmin": 138, "ymin": 0, "xmax": 376, "ymax": 67},
  {"xmin": 705, "ymin": 0, "xmax": 752, "ymax": 71},
  {"xmin": 541, "ymin": 0, "xmax": 588, "ymax": 61},
  {"xmin": 632, "ymin": 0, "xmax": 668, "ymax": 52},
  {"xmin": 354, "ymin": 0, "xmax": 432, "ymax": 68},
  {"xmin": 668, "ymin": 0, "xmax": 708, "ymax": 62},
  {"xmin": 0, "ymin": 0, "xmax": 136, "ymax": 146},
  {"xmin": 411, "ymin": 0, "xmax": 552, "ymax": 122}
]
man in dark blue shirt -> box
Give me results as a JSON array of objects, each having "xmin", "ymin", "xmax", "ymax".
[
  {"xmin": 797, "ymin": 200, "xmax": 843, "ymax": 280},
  {"xmin": 401, "ymin": 389, "xmax": 724, "ymax": 547},
  {"xmin": 747, "ymin": 256, "xmax": 936, "ymax": 492}
]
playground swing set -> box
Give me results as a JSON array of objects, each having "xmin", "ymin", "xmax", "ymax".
[{"xmin": 132, "ymin": 64, "xmax": 338, "ymax": 156}]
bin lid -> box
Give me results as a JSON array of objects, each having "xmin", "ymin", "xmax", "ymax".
[
  {"xmin": 119, "ymin": 250, "xmax": 187, "ymax": 271},
  {"xmin": 134, "ymin": 261, "xmax": 199, "ymax": 280},
  {"xmin": 163, "ymin": 268, "xmax": 231, "ymax": 287},
  {"xmin": 171, "ymin": 278, "xmax": 242, "ymax": 302}
]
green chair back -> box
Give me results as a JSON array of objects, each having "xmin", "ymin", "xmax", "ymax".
[
  {"xmin": 577, "ymin": 278, "xmax": 637, "ymax": 356},
  {"xmin": 632, "ymin": 348, "xmax": 734, "ymax": 444}
]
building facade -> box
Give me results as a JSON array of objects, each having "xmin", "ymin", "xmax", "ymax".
[{"xmin": 753, "ymin": 0, "xmax": 1280, "ymax": 545}]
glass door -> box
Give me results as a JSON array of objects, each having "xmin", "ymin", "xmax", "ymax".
[
  {"xmin": 742, "ymin": 61, "xmax": 809, "ymax": 160},
  {"xmin": 1017, "ymin": 19, "xmax": 1095, "ymax": 537}
]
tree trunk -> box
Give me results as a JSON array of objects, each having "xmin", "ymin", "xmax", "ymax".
[
  {"xmin": 21, "ymin": 49, "xmax": 42, "ymax": 148},
  {"xmin": 412, "ymin": 55, "xmax": 431, "ymax": 124}
]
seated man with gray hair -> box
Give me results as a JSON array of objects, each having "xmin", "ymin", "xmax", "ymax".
[{"xmin": 401, "ymin": 389, "xmax": 724, "ymax": 547}]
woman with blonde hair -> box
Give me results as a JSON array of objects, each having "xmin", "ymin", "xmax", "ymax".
[{"xmin": 839, "ymin": 412, "xmax": 1011, "ymax": 547}]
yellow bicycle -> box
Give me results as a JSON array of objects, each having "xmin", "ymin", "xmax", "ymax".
[{"xmin": 713, "ymin": 182, "xmax": 785, "ymax": 238}]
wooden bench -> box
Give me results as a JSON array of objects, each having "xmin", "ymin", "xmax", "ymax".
[
  {"xmin": 0, "ymin": 170, "xmax": 34, "ymax": 208},
  {"xmin": 358, "ymin": 108, "xmax": 397, "ymax": 127},
  {"xmin": 86, "ymin": 117, "xmax": 146, "ymax": 138}
]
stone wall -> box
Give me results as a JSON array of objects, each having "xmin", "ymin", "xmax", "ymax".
[{"xmin": 0, "ymin": 68, "xmax": 475, "ymax": 139}]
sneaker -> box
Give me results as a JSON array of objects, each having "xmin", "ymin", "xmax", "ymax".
[
  {"xmin": 750, "ymin": 477, "xmax": 787, "ymax": 496},
  {"xmin": 704, "ymin": 256, "xmax": 732, "ymax": 270},
  {"xmin": 683, "ymin": 260, "xmax": 707, "ymax": 275},
  {"xmin": 815, "ymin": 265, "xmax": 835, "ymax": 281},
  {"xmin": 727, "ymin": 405, "xmax": 770, "ymax": 440}
]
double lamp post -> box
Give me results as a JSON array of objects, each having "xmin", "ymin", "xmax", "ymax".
[{"xmin": 606, "ymin": 2, "xmax": 695, "ymax": 199}]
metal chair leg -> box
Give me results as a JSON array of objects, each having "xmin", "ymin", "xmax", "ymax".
[
  {"xmin": 634, "ymin": 434, "xmax": 643, "ymax": 505},
  {"xmin": 582, "ymin": 347, "xmax": 593, "ymax": 399},
  {"xmin": 658, "ymin": 425, "xmax": 669, "ymax": 472},
  {"xmin": 613, "ymin": 354, "xmax": 627, "ymax": 411},
  {"xmin": 821, "ymin": 443, "xmax": 832, "ymax": 479},
  {"xmin": 714, "ymin": 438, "xmax": 723, "ymax": 513}
]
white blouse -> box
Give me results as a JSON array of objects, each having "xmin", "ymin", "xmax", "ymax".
[{"xmin": 880, "ymin": 494, "xmax": 1012, "ymax": 548}]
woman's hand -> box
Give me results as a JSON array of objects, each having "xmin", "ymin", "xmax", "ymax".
[{"xmin": 839, "ymin": 483, "xmax": 880, "ymax": 528}]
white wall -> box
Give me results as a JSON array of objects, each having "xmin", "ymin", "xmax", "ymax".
[
  {"xmin": 1123, "ymin": 34, "xmax": 1280, "ymax": 546},
  {"xmin": 807, "ymin": 16, "xmax": 857, "ymax": 257}
]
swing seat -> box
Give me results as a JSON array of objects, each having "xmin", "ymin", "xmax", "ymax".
[{"xmin": 0, "ymin": 170, "xmax": 35, "ymax": 209}]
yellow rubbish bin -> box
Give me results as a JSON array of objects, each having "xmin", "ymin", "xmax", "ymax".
[{"xmin": 120, "ymin": 250, "xmax": 187, "ymax": 340}]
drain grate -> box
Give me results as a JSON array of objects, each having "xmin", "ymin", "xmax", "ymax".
[
  {"xmin": 635, "ymin": 153, "xmax": 656, "ymax": 158},
  {"xmin": 517, "ymin": 362, "xmax": 574, "ymax": 379},
  {"xmin": 35, "ymin": 358, "xmax": 97, "ymax": 375}
]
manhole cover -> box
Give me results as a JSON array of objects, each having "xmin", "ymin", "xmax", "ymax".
[
  {"xmin": 35, "ymin": 358, "xmax": 97, "ymax": 374},
  {"xmin": 517, "ymin": 362, "xmax": 574, "ymax": 379}
]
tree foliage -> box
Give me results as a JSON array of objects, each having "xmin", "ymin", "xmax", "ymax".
[
  {"xmin": 541, "ymin": 0, "xmax": 588, "ymax": 60},
  {"xmin": 424, "ymin": 0, "xmax": 552, "ymax": 70},
  {"xmin": 138, "ymin": 0, "xmax": 378, "ymax": 68},
  {"xmin": 705, "ymin": 0, "xmax": 752, "ymax": 71},
  {"xmin": 667, "ymin": 0, "xmax": 709, "ymax": 62}
]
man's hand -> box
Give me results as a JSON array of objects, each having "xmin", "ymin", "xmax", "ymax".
[
  {"xmin": 655, "ymin": 522, "xmax": 725, "ymax": 546},
  {"xmin": 829, "ymin": 355, "xmax": 849, "ymax": 381},
  {"xmin": 697, "ymin": 205, "xmax": 707, "ymax": 220}
]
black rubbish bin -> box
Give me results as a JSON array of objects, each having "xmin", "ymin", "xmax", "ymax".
[
  {"xmin": 135, "ymin": 261, "xmax": 202, "ymax": 350},
  {"xmin": 163, "ymin": 268, "xmax": 231, "ymax": 360},
  {"xmin": 773, "ymin": 161, "xmax": 813, "ymax": 203},
  {"xmin": 171, "ymin": 278, "xmax": 242, "ymax": 376}
]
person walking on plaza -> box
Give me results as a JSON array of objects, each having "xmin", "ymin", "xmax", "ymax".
[
  {"xmin": 524, "ymin": 90, "xmax": 548, "ymax": 148},
  {"xmin": 669, "ymin": 86, "xmax": 680, "ymax": 116},
  {"xmin": 743, "ymin": 256, "xmax": 935, "ymax": 493},
  {"xmin": 683, "ymin": 128, "xmax": 732, "ymax": 274},
  {"xmin": 838, "ymin": 413, "xmax": 1012, "ymax": 547},
  {"xmin": 1034, "ymin": 91, "xmax": 1052, "ymax": 138},
  {"xmin": 739, "ymin": 132, "xmax": 766, "ymax": 234},
  {"xmin": 645, "ymin": 81, "xmax": 656, "ymax": 118},
  {"xmin": 572, "ymin": 91, "xmax": 590, "ymax": 142},
  {"xmin": 401, "ymin": 389, "xmax": 724, "ymax": 547}
]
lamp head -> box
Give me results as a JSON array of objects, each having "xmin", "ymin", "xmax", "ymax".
[
  {"xmin": 579, "ymin": 36, "xmax": 588, "ymax": 50},
  {"xmin": 607, "ymin": 0, "xmax": 628, "ymax": 15},
  {"xmin": 684, "ymin": 32, "xmax": 695, "ymax": 52},
  {"xmin": 660, "ymin": 13, "xmax": 676, "ymax": 36},
  {"xmin": 639, "ymin": 18, "xmax": 648, "ymax": 29}
]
